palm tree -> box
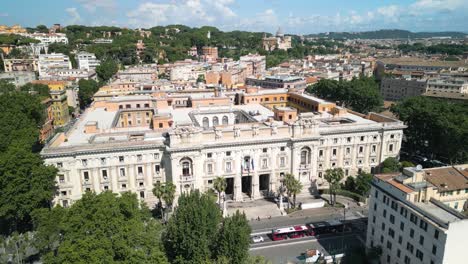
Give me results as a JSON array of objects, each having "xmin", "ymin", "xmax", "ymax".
[
  {"xmin": 152, "ymin": 182, "xmax": 164, "ymax": 208},
  {"xmin": 324, "ymin": 168, "xmax": 344, "ymax": 206},
  {"xmin": 283, "ymin": 174, "xmax": 303, "ymax": 208},
  {"xmin": 213, "ymin": 176, "xmax": 227, "ymax": 207},
  {"xmin": 289, "ymin": 179, "xmax": 303, "ymax": 209},
  {"xmin": 162, "ymin": 182, "xmax": 176, "ymax": 211}
]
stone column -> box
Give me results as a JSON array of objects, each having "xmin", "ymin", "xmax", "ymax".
[{"xmin": 234, "ymin": 173, "xmax": 242, "ymax": 201}]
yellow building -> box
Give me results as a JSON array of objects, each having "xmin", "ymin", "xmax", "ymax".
[{"xmin": 32, "ymin": 80, "xmax": 71, "ymax": 126}]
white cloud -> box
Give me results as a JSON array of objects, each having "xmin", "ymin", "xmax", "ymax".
[
  {"xmin": 75, "ymin": 0, "xmax": 116, "ymax": 12},
  {"xmin": 410, "ymin": 0, "xmax": 466, "ymax": 12},
  {"xmin": 65, "ymin": 7, "xmax": 81, "ymax": 24},
  {"xmin": 126, "ymin": 0, "xmax": 237, "ymax": 28}
]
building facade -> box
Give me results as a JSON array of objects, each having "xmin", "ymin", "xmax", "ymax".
[
  {"xmin": 38, "ymin": 53, "xmax": 72, "ymax": 77},
  {"xmin": 41, "ymin": 91, "xmax": 405, "ymax": 208},
  {"xmin": 380, "ymin": 78, "xmax": 428, "ymax": 101},
  {"xmin": 0, "ymin": 71, "xmax": 36, "ymax": 87},
  {"xmin": 76, "ymin": 52, "xmax": 101, "ymax": 71},
  {"xmin": 366, "ymin": 166, "xmax": 468, "ymax": 264}
]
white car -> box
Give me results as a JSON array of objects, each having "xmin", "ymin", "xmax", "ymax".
[{"xmin": 252, "ymin": 236, "xmax": 264, "ymax": 243}]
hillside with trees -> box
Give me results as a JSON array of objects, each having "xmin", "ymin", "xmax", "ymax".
[{"xmin": 307, "ymin": 29, "xmax": 467, "ymax": 39}]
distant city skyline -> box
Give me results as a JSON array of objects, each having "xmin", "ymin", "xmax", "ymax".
[{"xmin": 1, "ymin": 0, "xmax": 467, "ymax": 34}]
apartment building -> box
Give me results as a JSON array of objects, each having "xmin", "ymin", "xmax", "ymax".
[
  {"xmin": 76, "ymin": 52, "xmax": 101, "ymax": 71},
  {"xmin": 41, "ymin": 90, "xmax": 404, "ymax": 208},
  {"xmin": 38, "ymin": 53, "xmax": 72, "ymax": 77},
  {"xmin": 32, "ymin": 80, "xmax": 71, "ymax": 126},
  {"xmin": 239, "ymin": 54, "xmax": 266, "ymax": 76},
  {"xmin": 29, "ymin": 33, "xmax": 69, "ymax": 45},
  {"xmin": 380, "ymin": 78, "xmax": 428, "ymax": 101},
  {"xmin": 246, "ymin": 75, "xmax": 307, "ymax": 90},
  {"xmin": 3, "ymin": 58, "xmax": 38, "ymax": 72},
  {"xmin": 0, "ymin": 71, "xmax": 36, "ymax": 87},
  {"xmin": 426, "ymin": 78, "xmax": 468, "ymax": 94},
  {"xmin": 366, "ymin": 165, "xmax": 468, "ymax": 264}
]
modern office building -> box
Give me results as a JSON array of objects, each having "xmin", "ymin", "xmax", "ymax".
[
  {"xmin": 41, "ymin": 89, "xmax": 405, "ymax": 208},
  {"xmin": 366, "ymin": 165, "xmax": 468, "ymax": 264}
]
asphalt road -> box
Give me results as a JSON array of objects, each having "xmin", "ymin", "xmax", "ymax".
[{"xmin": 250, "ymin": 233, "xmax": 363, "ymax": 264}]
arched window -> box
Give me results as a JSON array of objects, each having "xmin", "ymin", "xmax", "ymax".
[
  {"xmin": 180, "ymin": 158, "xmax": 193, "ymax": 176},
  {"xmin": 213, "ymin": 116, "xmax": 219, "ymax": 126},
  {"xmin": 202, "ymin": 117, "xmax": 209, "ymax": 128},
  {"xmin": 222, "ymin": 116, "xmax": 228, "ymax": 125},
  {"xmin": 300, "ymin": 147, "xmax": 311, "ymax": 165}
]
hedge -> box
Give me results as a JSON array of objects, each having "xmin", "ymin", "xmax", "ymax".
[{"xmin": 320, "ymin": 189, "xmax": 367, "ymax": 203}]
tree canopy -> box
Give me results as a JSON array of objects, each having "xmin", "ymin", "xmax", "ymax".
[
  {"xmin": 164, "ymin": 190, "xmax": 252, "ymax": 264},
  {"xmin": 307, "ymin": 77, "xmax": 383, "ymax": 114},
  {"xmin": 324, "ymin": 168, "xmax": 344, "ymax": 205},
  {"xmin": 391, "ymin": 96, "xmax": 468, "ymax": 163},
  {"xmin": 33, "ymin": 192, "xmax": 169, "ymax": 264},
  {"xmin": 77, "ymin": 79, "xmax": 99, "ymax": 109},
  {"xmin": 96, "ymin": 59, "xmax": 119, "ymax": 82}
]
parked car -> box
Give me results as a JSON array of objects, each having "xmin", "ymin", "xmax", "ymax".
[
  {"xmin": 412, "ymin": 155, "xmax": 428, "ymax": 164},
  {"xmin": 252, "ymin": 236, "xmax": 264, "ymax": 243}
]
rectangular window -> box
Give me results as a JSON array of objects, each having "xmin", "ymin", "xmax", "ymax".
[
  {"xmin": 58, "ymin": 175, "xmax": 65, "ymax": 183},
  {"xmin": 100, "ymin": 158, "xmax": 106, "ymax": 165},
  {"xmin": 332, "ymin": 149, "xmax": 337, "ymax": 156},
  {"xmin": 207, "ymin": 163, "xmax": 213, "ymax": 174},
  {"xmin": 416, "ymin": 250, "xmax": 424, "ymax": 261},
  {"xmin": 154, "ymin": 153, "xmax": 160, "ymax": 160},
  {"xmin": 434, "ymin": 230, "xmax": 439, "ymax": 239},
  {"xmin": 388, "ymin": 228, "xmax": 395, "ymax": 238},
  {"xmin": 386, "ymin": 241, "xmax": 392, "ymax": 250},
  {"xmin": 359, "ymin": 146, "xmax": 363, "ymax": 153},
  {"xmin": 319, "ymin": 149, "xmax": 324, "ymax": 157},
  {"xmin": 155, "ymin": 165, "xmax": 160, "ymax": 173},
  {"xmin": 119, "ymin": 168, "xmax": 126, "ymax": 177},
  {"xmin": 419, "ymin": 235, "xmax": 424, "ymax": 246},
  {"xmin": 207, "ymin": 153, "xmax": 213, "ymax": 158},
  {"xmin": 397, "ymin": 249, "xmax": 401, "ymax": 258},
  {"xmin": 262, "ymin": 159, "xmax": 268, "ymax": 169},
  {"xmin": 404, "ymin": 256, "xmax": 410, "ymax": 264},
  {"xmin": 383, "ymin": 209, "xmax": 387, "ymax": 218},
  {"xmin": 57, "ymin": 162, "xmax": 63, "ymax": 168},
  {"xmin": 263, "ymin": 148, "xmax": 267, "ymax": 153},
  {"xmin": 419, "ymin": 220, "xmax": 428, "ymax": 231},
  {"xmin": 280, "ymin": 157, "xmax": 286, "ymax": 167},
  {"xmin": 390, "ymin": 214, "xmax": 395, "ymax": 224},
  {"xmin": 410, "ymin": 213, "xmax": 418, "ymax": 225},
  {"xmin": 119, "ymin": 156, "xmax": 124, "ymax": 162},
  {"xmin": 226, "ymin": 162, "xmax": 232, "ymax": 173},
  {"xmin": 360, "ymin": 136, "xmax": 365, "ymax": 141},
  {"xmin": 82, "ymin": 159, "xmax": 88, "ymax": 166},
  {"xmin": 102, "ymin": 170, "xmax": 108, "ymax": 179},
  {"xmin": 406, "ymin": 242, "xmax": 414, "ymax": 253},
  {"xmin": 226, "ymin": 151, "xmax": 231, "ymax": 156},
  {"xmin": 137, "ymin": 166, "xmax": 143, "ymax": 175},
  {"xmin": 347, "ymin": 137, "xmax": 351, "ymax": 143},
  {"xmin": 83, "ymin": 171, "xmax": 89, "ymax": 181},
  {"xmin": 389, "ymin": 144, "xmax": 394, "ymax": 152},
  {"xmin": 410, "ymin": 228, "xmax": 414, "ymax": 238},
  {"xmin": 432, "ymin": 245, "xmax": 437, "ymax": 255},
  {"xmin": 372, "ymin": 145, "xmax": 376, "ymax": 153},
  {"xmin": 400, "ymin": 222, "xmax": 405, "ymax": 231},
  {"xmin": 280, "ymin": 147, "xmax": 285, "ymax": 151},
  {"xmin": 137, "ymin": 154, "xmax": 142, "ymax": 161},
  {"xmin": 398, "ymin": 236, "xmax": 402, "ymax": 244},
  {"xmin": 346, "ymin": 147, "xmax": 351, "ymax": 155}
]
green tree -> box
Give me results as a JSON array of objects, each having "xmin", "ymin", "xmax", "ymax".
[
  {"xmin": 215, "ymin": 210, "xmax": 251, "ymax": 264},
  {"xmin": 0, "ymin": 79, "xmax": 15, "ymax": 93},
  {"xmin": 152, "ymin": 181, "xmax": 164, "ymax": 208},
  {"xmin": 324, "ymin": 168, "xmax": 344, "ymax": 205},
  {"xmin": 355, "ymin": 172, "xmax": 373, "ymax": 196},
  {"xmin": 307, "ymin": 77, "xmax": 383, "ymax": 114},
  {"xmin": 391, "ymin": 96, "xmax": 468, "ymax": 163},
  {"xmin": 283, "ymin": 173, "xmax": 303, "ymax": 208},
  {"xmin": 162, "ymin": 182, "xmax": 176, "ymax": 211},
  {"xmin": 164, "ymin": 190, "xmax": 221, "ymax": 264},
  {"xmin": 96, "ymin": 59, "xmax": 119, "ymax": 82},
  {"xmin": 213, "ymin": 176, "xmax": 227, "ymax": 206},
  {"xmin": 197, "ymin": 74, "xmax": 206, "ymax": 83},
  {"xmin": 20, "ymin": 83, "xmax": 50, "ymax": 98},
  {"xmin": 381, "ymin": 157, "xmax": 401, "ymax": 173},
  {"xmin": 400, "ymin": 161, "xmax": 415, "ymax": 169},
  {"xmin": 77, "ymin": 79, "xmax": 99, "ymax": 108},
  {"xmin": 0, "ymin": 146, "xmax": 57, "ymax": 235},
  {"xmin": 343, "ymin": 176, "xmax": 356, "ymax": 192},
  {"xmin": 35, "ymin": 192, "xmax": 168, "ymax": 263}
]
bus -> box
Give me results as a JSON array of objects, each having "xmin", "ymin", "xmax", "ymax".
[
  {"xmin": 306, "ymin": 220, "xmax": 343, "ymax": 236},
  {"xmin": 270, "ymin": 220, "xmax": 344, "ymax": 241},
  {"xmin": 271, "ymin": 225, "xmax": 310, "ymax": 241}
]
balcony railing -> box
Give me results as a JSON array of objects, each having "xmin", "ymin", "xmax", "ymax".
[{"xmin": 180, "ymin": 174, "xmax": 194, "ymax": 182}]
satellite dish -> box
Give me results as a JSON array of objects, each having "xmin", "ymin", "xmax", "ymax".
[{"xmin": 416, "ymin": 165, "xmax": 423, "ymax": 171}]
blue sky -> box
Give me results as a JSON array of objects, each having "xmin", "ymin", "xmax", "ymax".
[{"xmin": 1, "ymin": 0, "xmax": 467, "ymax": 34}]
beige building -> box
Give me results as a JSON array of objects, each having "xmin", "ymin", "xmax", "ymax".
[
  {"xmin": 262, "ymin": 28, "xmax": 292, "ymax": 51},
  {"xmin": 41, "ymin": 91, "xmax": 404, "ymax": 208},
  {"xmin": 366, "ymin": 165, "xmax": 468, "ymax": 264}
]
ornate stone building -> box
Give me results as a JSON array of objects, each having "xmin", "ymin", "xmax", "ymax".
[
  {"xmin": 41, "ymin": 90, "xmax": 405, "ymax": 208},
  {"xmin": 262, "ymin": 28, "xmax": 292, "ymax": 51}
]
